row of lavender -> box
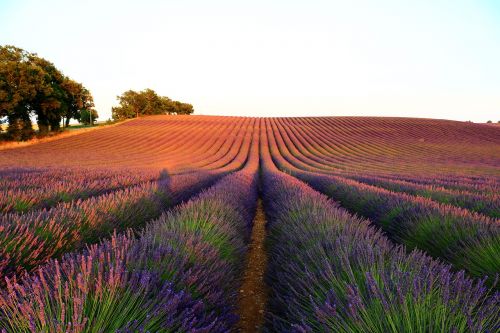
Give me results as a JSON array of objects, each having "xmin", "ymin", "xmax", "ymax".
[
  {"xmin": 0, "ymin": 168, "xmax": 161, "ymax": 214},
  {"xmin": 0, "ymin": 167, "xmax": 258, "ymax": 332},
  {"xmin": 291, "ymin": 171, "xmax": 500, "ymax": 283},
  {"xmin": 0, "ymin": 170, "xmax": 221, "ymax": 283},
  {"xmin": 341, "ymin": 173, "xmax": 499, "ymax": 218},
  {"xmin": 374, "ymin": 172, "xmax": 499, "ymax": 196},
  {"xmin": 261, "ymin": 167, "xmax": 499, "ymax": 332},
  {"xmin": 0, "ymin": 168, "xmax": 152, "ymax": 189}
]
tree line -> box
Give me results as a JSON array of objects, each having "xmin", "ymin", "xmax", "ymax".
[
  {"xmin": 0, "ymin": 45, "xmax": 96, "ymax": 140},
  {"xmin": 1, "ymin": 45, "xmax": 194, "ymax": 141},
  {"xmin": 111, "ymin": 89, "xmax": 194, "ymax": 120}
]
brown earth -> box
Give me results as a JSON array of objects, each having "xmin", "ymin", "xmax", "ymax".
[{"xmin": 237, "ymin": 199, "xmax": 268, "ymax": 332}]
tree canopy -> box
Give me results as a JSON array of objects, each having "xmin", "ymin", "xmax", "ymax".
[
  {"xmin": 0, "ymin": 45, "xmax": 97, "ymax": 140},
  {"xmin": 112, "ymin": 89, "xmax": 193, "ymax": 121}
]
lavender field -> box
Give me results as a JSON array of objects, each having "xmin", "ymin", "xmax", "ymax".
[{"xmin": 0, "ymin": 116, "xmax": 498, "ymax": 332}]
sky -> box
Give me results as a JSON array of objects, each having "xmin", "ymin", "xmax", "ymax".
[{"xmin": 1, "ymin": 0, "xmax": 500, "ymax": 122}]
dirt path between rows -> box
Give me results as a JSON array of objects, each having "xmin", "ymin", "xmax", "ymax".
[{"xmin": 237, "ymin": 198, "xmax": 268, "ymax": 332}]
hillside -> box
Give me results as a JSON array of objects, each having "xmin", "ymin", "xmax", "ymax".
[{"xmin": 1, "ymin": 115, "xmax": 498, "ymax": 176}]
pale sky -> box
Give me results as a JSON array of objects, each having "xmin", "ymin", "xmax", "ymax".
[{"xmin": 1, "ymin": 0, "xmax": 499, "ymax": 122}]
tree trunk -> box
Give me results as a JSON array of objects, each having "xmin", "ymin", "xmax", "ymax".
[
  {"xmin": 7, "ymin": 114, "xmax": 22, "ymax": 141},
  {"xmin": 8, "ymin": 110, "xmax": 34, "ymax": 141},
  {"xmin": 37, "ymin": 112, "xmax": 50, "ymax": 136},
  {"xmin": 49, "ymin": 118, "xmax": 61, "ymax": 132}
]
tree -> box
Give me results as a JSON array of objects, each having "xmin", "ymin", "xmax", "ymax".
[
  {"xmin": 30, "ymin": 55, "xmax": 66, "ymax": 134},
  {"xmin": 112, "ymin": 88, "xmax": 194, "ymax": 120},
  {"xmin": 0, "ymin": 46, "xmax": 44, "ymax": 139},
  {"xmin": 486, "ymin": 120, "xmax": 492, "ymax": 124},
  {"xmin": 0, "ymin": 45, "xmax": 95, "ymax": 140},
  {"xmin": 112, "ymin": 90, "xmax": 142, "ymax": 120},
  {"xmin": 172, "ymin": 100, "xmax": 194, "ymax": 115},
  {"xmin": 79, "ymin": 109, "xmax": 99, "ymax": 125},
  {"xmin": 61, "ymin": 80, "xmax": 95, "ymax": 127}
]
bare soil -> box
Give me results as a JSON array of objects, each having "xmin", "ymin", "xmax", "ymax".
[{"xmin": 237, "ymin": 199, "xmax": 268, "ymax": 332}]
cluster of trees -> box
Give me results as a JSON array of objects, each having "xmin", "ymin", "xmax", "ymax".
[
  {"xmin": 112, "ymin": 89, "xmax": 194, "ymax": 120},
  {"xmin": 0, "ymin": 45, "xmax": 97, "ymax": 141}
]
